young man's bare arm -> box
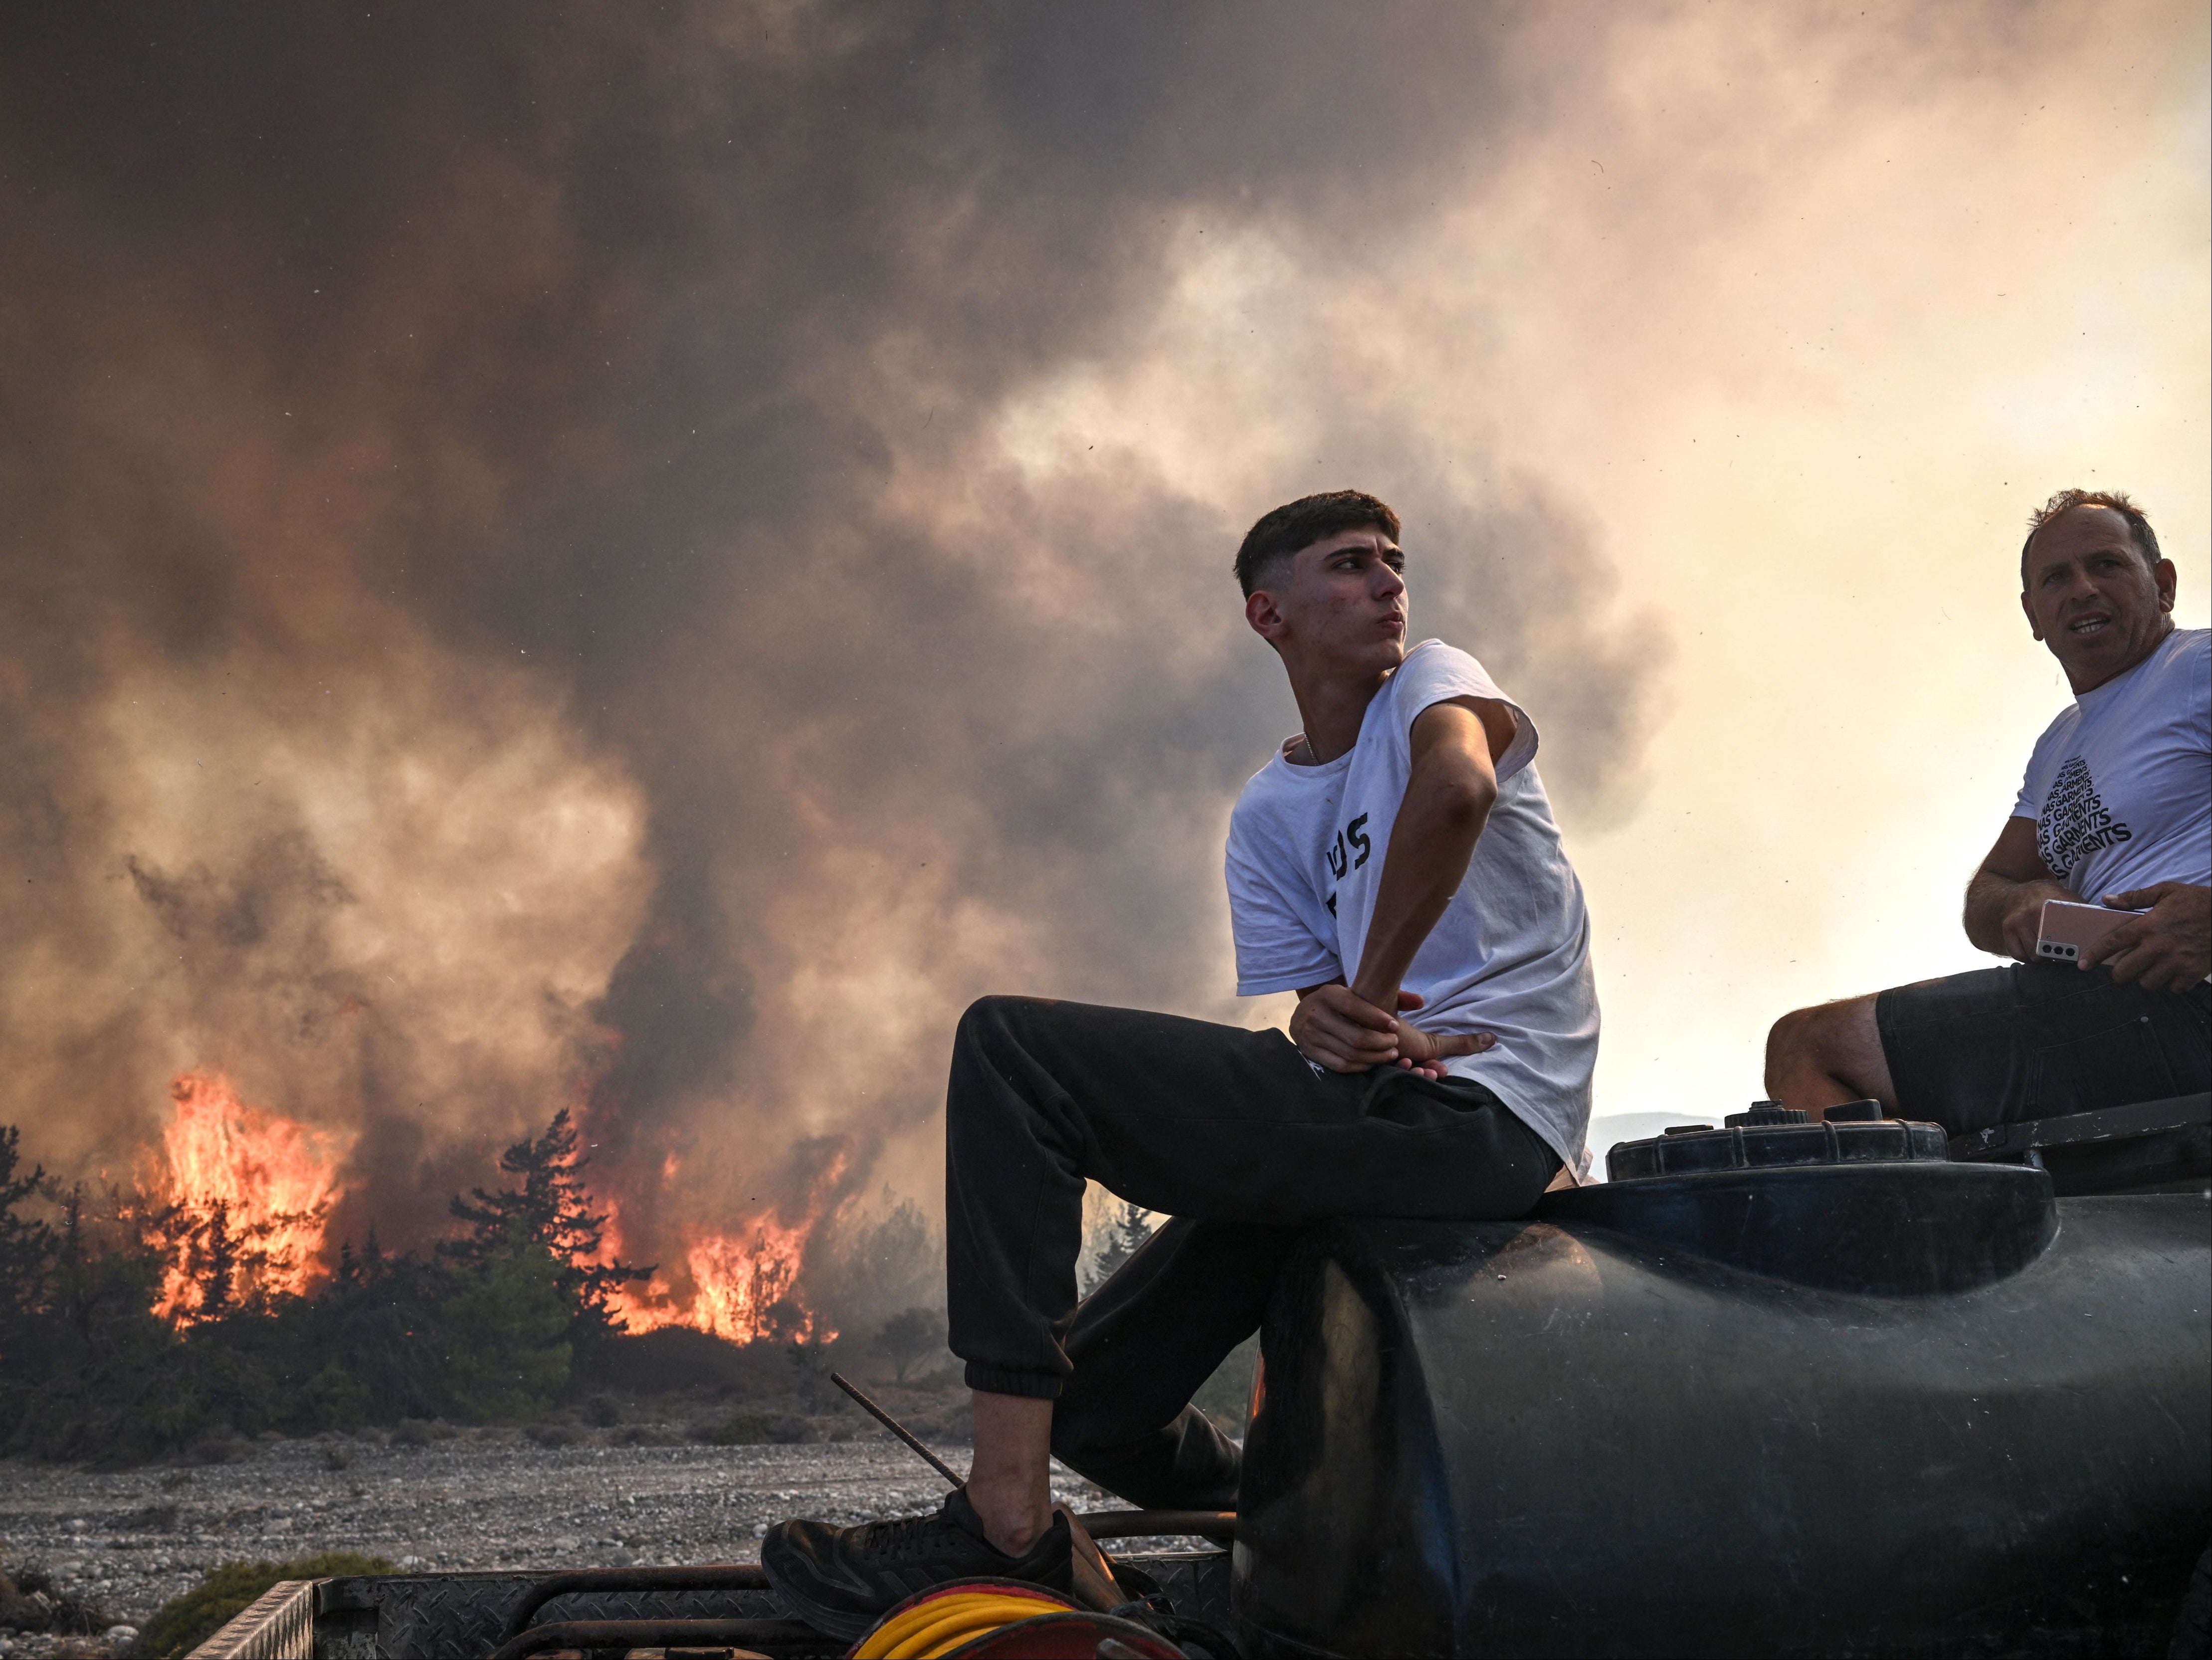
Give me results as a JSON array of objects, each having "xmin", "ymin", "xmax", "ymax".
[
  {"xmin": 1289, "ymin": 695, "xmax": 1515, "ymax": 1074},
  {"xmin": 1963, "ymin": 816, "xmax": 2070, "ymax": 960}
]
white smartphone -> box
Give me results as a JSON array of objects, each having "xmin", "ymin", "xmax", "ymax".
[{"xmin": 2035, "ymin": 898, "xmax": 2146, "ymax": 964}]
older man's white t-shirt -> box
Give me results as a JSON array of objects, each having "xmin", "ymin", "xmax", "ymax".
[
  {"xmin": 2012, "ymin": 626, "xmax": 2211, "ymax": 901},
  {"xmin": 1224, "ymin": 639, "xmax": 1599, "ymax": 1179}
]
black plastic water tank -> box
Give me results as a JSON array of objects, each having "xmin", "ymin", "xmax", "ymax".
[{"xmin": 1233, "ymin": 1117, "xmax": 2211, "ymax": 1658}]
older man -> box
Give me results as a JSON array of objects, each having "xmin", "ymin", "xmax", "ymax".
[{"xmin": 1766, "ymin": 489, "xmax": 2209, "ymax": 1130}]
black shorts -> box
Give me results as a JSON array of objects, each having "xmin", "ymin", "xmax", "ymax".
[{"xmin": 1876, "ymin": 961, "xmax": 2212, "ymax": 1136}]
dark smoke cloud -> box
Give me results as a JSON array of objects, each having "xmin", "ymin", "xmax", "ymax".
[{"xmin": 0, "ymin": 2, "xmax": 1687, "ymax": 1311}]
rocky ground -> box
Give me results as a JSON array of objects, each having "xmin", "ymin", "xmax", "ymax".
[{"xmin": 0, "ymin": 1411, "xmax": 1141, "ymax": 1656}]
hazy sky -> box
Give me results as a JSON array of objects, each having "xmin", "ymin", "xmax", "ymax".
[{"xmin": 1, "ymin": 1, "xmax": 2204, "ymax": 1300}]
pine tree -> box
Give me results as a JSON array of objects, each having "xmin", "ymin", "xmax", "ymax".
[
  {"xmin": 53, "ymin": 1184, "xmax": 86, "ymax": 1332},
  {"xmin": 443, "ymin": 1109, "xmax": 651, "ymax": 1331},
  {"xmin": 1081, "ymin": 1200, "xmax": 1159, "ymax": 1294},
  {"xmin": 0, "ymin": 1126, "xmax": 54, "ymax": 1368},
  {"xmin": 438, "ymin": 1244, "xmax": 573, "ymax": 1421},
  {"xmin": 198, "ymin": 1201, "xmax": 236, "ymax": 1320}
]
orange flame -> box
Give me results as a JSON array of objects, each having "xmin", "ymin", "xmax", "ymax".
[
  {"xmin": 604, "ymin": 1151, "xmax": 847, "ymax": 1344},
  {"xmin": 150, "ymin": 1071, "xmax": 347, "ymax": 1324},
  {"xmin": 605, "ymin": 1218, "xmax": 838, "ymax": 1344},
  {"xmin": 686, "ymin": 1220, "xmax": 823, "ymax": 1342}
]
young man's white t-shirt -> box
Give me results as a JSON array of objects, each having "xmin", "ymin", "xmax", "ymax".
[
  {"xmin": 1224, "ymin": 639, "xmax": 1599, "ymax": 1179},
  {"xmin": 2011, "ymin": 626, "xmax": 2211, "ymax": 902}
]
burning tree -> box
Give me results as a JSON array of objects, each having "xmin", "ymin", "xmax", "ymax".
[
  {"xmin": 139, "ymin": 1072, "xmax": 348, "ymax": 1325},
  {"xmin": 135, "ymin": 1196, "xmax": 323, "ymax": 1324},
  {"xmin": 676, "ymin": 1226, "xmax": 827, "ymax": 1345},
  {"xmin": 172, "ymin": 1200, "xmax": 238, "ymax": 1318},
  {"xmin": 443, "ymin": 1108, "xmax": 652, "ymax": 1334},
  {"xmin": 0, "ymin": 1097, "xmax": 634, "ymax": 1460}
]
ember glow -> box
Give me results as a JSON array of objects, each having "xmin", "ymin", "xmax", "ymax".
[{"xmin": 150, "ymin": 1071, "xmax": 348, "ymax": 1324}]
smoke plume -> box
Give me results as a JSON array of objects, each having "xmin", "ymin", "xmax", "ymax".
[{"xmin": 2, "ymin": 1, "xmax": 2196, "ymax": 1320}]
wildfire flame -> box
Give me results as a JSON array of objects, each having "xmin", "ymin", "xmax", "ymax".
[
  {"xmin": 684, "ymin": 1220, "xmax": 823, "ymax": 1342},
  {"xmin": 138, "ymin": 1068, "xmax": 840, "ymax": 1345},
  {"xmin": 606, "ymin": 1218, "xmax": 837, "ymax": 1344},
  {"xmin": 604, "ymin": 1152, "xmax": 848, "ymax": 1344},
  {"xmin": 150, "ymin": 1070, "xmax": 347, "ymax": 1324}
]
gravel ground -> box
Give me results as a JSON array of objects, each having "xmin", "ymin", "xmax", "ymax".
[{"xmin": 0, "ymin": 1429, "xmax": 1135, "ymax": 1645}]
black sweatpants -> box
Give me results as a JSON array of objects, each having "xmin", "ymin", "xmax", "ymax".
[{"xmin": 944, "ymin": 995, "xmax": 1562, "ymax": 1508}]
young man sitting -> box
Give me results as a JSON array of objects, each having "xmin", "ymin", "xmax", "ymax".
[
  {"xmin": 1765, "ymin": 489, "xmax": 2210, "ymax": 1128},
  {"xmin": 761, "ymin": 490, "xmax": 1600, "ymax": 1638}
]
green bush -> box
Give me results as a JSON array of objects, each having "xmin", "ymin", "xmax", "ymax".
[
  {"xmin": 438, "ymin": 1243, "xmax": 572, "ymax": 1421},
  {"xmin": 699, "ymin": 1409, "xmax": 815, "ymax": 1446},
  {"xmin": 137, "ymin": 1552, "xmax": 394, "ymax": 1659},
  {"xmin": 5, "ymin": 1254, "xmax": 203, "ymax": 1464}
]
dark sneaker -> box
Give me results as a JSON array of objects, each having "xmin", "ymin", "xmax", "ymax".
[{"xmin": 760, "ymin": 1487, "xmax": 1073, "ymax": 1641}]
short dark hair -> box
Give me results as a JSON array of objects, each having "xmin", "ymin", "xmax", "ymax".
[
  {"xmin": 1234, "ymin": 490, "xmax": 1402, "ymax": 598},
  {"xmin": 2020, "ymin": 488, "xmax": 2162, "ymax": 584}
]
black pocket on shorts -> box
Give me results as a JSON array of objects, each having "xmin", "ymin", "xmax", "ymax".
[{"xmin": 2023, "ymin": 1014, "xmax": 2180, "ymax": 1117}]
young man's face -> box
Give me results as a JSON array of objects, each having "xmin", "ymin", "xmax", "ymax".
[
  {"xmin": 2020, "ymin": 504, "xmax": 2176, "ymax": 691},
  {"xmin": 1246, "ymin": 526, "xmax": 1409, "ymax": 677}
]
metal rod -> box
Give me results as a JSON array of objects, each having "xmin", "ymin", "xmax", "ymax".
[{"xmin": 830, "ymin": 1371, "xmax": 966, "ymax": 1488}]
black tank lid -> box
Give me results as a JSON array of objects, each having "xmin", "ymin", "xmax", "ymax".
[
  {"xmin": 1724, "ymin": 1099, "xmax": 1810, "ymax": 1126},
  {"xmin": 1609, "ymin": 1102, "xmax": 1948, "ymax": 1183}
]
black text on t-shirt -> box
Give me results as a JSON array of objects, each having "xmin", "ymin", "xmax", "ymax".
[
  {"xmin": 2037, "ymin": 756, "xmax": 2133, "ymax": 882},
  {"xmin": 1322, "ymin": 813, "xmax": 1371, "ymax": 917}
]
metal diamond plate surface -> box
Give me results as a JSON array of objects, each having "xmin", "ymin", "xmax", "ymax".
[{"xmin": 313, "ymin": 1550, "xmax": 1229, "ymax": 1656}]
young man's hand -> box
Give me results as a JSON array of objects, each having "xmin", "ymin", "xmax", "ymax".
[
  {"xmin": 2083, "ymin": 882, "xmax": 2212, "ymax": 992},
  {"xmin": 1389, "ymin": 993, "xmax": 1497, "ymax": 1079},
  {"xmin": 1291, "ymin": 984, "xmax": 1494, "ymax": 1080}
]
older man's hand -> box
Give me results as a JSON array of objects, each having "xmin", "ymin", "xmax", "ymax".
[
  {"xmin": 1997, "ymin": 878, "xmax": 2077, "ymax": 962},
  {"xmin": 2083, "ymin": 882, "xmax": 2212, "ymax": 992}
]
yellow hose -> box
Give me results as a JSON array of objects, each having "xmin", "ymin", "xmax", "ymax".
[
  {"xmin": 886, "ymin": 1601, "xmax": 1042, "ymax": 1659},
  {"xmin": 919, "ymin": 1616, "xmax": 1030, "ymax": 1659},
  {"xmin": 853, "ymin": 1588, "xmax": 1076, "ymax": 1660}
]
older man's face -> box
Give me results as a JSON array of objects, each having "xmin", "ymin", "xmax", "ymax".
[{"xmin": 2020, "ymin": 505, "xmax": 2176, "ymax": 693}]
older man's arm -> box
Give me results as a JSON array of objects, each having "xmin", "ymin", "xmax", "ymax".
[
  {"xmin": 2082, "ymin": 881, "xmax": 2212, "ymax": 991},
  {"xmin": 1963, "ymin": 817, "xmax": 2073, "ymax": 961}
]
